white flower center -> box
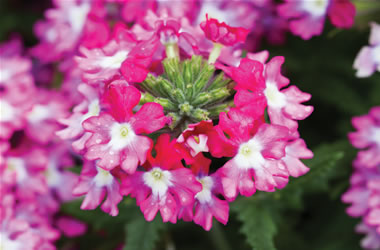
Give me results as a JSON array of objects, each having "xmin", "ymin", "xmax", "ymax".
[
  {"xmin": 372, "ymin": 45, "xmax": 380, "ymax": 64},
  {"xmin": 302, "ymin": 0, "xmax": 329, "ymax": 17},
  {"xmin": 93, "ymin": 166, "xmax": 114, "ymax": 187},
  {"xmin": 195, "ymin": 176, "xmax": 213, "ymax": 204},
  {"xmin": 0, "ymin": 68, "xmax": 11, "ymax": 82},
  {"xmin": 46, "ymin": 28, "xmax": 58, "ymax": 42},
  {"xmin": 81, "ymin": 99, "xmax": 100, "ymax": 123},
  {"xmin": 186, "ymin": 134, "xmax": 209, "ymax": 157},
  {"xmin": 99, "ymin": 50, "xmax": 129, "ymax": 69},
  {"xmin": 372, "ymin": 127, "xmax": 380, "ymax": 146},
  {"xmin": 264, "ymin": 82, "xmax": 286, "ymax": 108},
  {"xmin": 27, "ymin": 104, "xmax": 51, "ymax": 124},
  {"xmin": 6, "ymin": 157, "xmax": 27, "ymax": 183},
  {"xmin": 143, "ymin": 167, "xmax": 173, "ymax": 198},
  {"xmin": 45, "ymin": 161, "xmax": 61, "ymax": 187},
  {"xmin": 108, "ymin": 122, "xmax": 136, "ymax": 151},
  {"xmin": 0, "ymin": 100, "xmax": 16, "ymax": 122},
  {"xmin": 68, "ymin": 3, "xmax": 91, "ymax": 33},
  {"xmin": 0, "ymin": 232, "xmax": 21, "ymax": 250},
  {"xmin": 235, "ymin": 138, "xmax": 265, "ymax": 170}
]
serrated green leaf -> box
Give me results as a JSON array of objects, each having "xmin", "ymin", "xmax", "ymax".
[
  {"xmin": 232, "ymin": 199, "xmax": 277, "ymax": 250},
  {"xmin": 123, "ymin": 215, "xmax": 166, "ymax": 250},
  {"xmin": 276, "ymin": 140, "xmax": 354, "ymax": 210}
]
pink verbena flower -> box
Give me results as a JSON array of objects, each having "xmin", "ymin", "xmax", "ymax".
[
  {"xmin": 56, "ymin": 216, "xmax": 87, "ymax": 237},
  {"xmin": 121, "ymin": 134, "xmax": 202, "ymax": 223},
  {"xmin": 200, "ymin": 14, "xmax": 249, "ymax": 46},
  {"xmin": 76, "ymin": 27, "xmax": 158, "ymax": 84},
  {"xmin": 24, "ymin": 90, "xmax": 70, "ymax": 144},
  {"xmin": 178, "ymin": 154, "xmax": 229, "ymax": 231},
  {"xmin": 13, "ymin": 203, "xmax": 61, "ymax": 249},
  {"xmin": 232, "ymin": 57, "xmax": 313, "ymax": 135},
  {"xmin": 213, "ymin": 109, "xmax": 290, "ymax": 200},
  {"xmin": 281, "ymin": 138, "xmax": 313, "ymax": 177},
  {"xmin": 73, "ymin": 161, "xmax": 123, "ymax": 216},
  {"xmin": 176, "ymin": 120, "xmax": 214, "ymax": 164},
  {"xmin": 132, "ymin": 10, "xmax": 200, "ymax": 60},
  {"xmin": 0, "ymin": 38, "xmax": 35, "ymax": 102},
  {"xmin": 57, "ymin": 83, "xmax": 103, "ymax": 153},
  {"xmin": 0, "ymin": 90, "xmax": 31, "ymax": 140},
  {"xmin": 343, "ymin": 106, "xmax": 380, "ymax": 249},
  {"xmin": 278, "ymin": 0, "xmax": 355, "ymax": 40},
  {"xmin": 31, "ymin": 0, "xmax": 109, "ymax": 62},
  {"xmin": 354, "ymin": 22, "xmax": 380, "ymax": 78},
  {"xmin": 0, "ymin": 215, "xmax": 41, "ymax": 250},
  {"xmin": 43, "ymin": 143, "xmax": 77, "ymax": 202},
  {"xmin": 1, "ymin": 146, "xmax": 49, "ymax": 201},
  {"xmin": 348, "ymin": 106, "xmax": 380, "ymax": 169},
  {"xmin": 83, "ymin": 83, "xmax": 168, "ymax": 173},
  {"xmin": 356, "ymin": 222, "xmax": 380, "ymax": 250}
]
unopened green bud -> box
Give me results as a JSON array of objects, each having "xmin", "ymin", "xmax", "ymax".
[
  {"xmin": 154, "ymin": 97, "xmax": 177, "ymax": 111},
  {"xmin": 193, "ymin": 64, "xmax": 215, "ymax": 95},
  {"xmin": 179, "ymin": 102, "xmax": 193, "ymax": 116},
  {"xmin": 208, "ymin": 87, "xmax": 231, "ymax": 103},
  {"xmin": 190, "ymin": 108, "xmax": 210, "ymax": 121},
  {"xmin": 208, "ymin": 72, "xmax": 232, "ymax": 90},
  {"xmin": 163, "ymin": 58, "xmax": 185, "ymax": 90},
  {"xmin": 172, "ymin": 88, "xmax": 186, "ymax": 103},
  {"xmin": 192, "ymin": 92, "xmax": 212, "ymax": 106},
  {"xmin": 139, "ymin": 92, "xmax": 155, "ymax": 104},
  {"xmin": 183, "ymin": 60, "xmax": 193, "ymax": 83},
  {"xmin": 167, "ymin": 112, "xmax": 182, "ymax": 130},
  {"xmin": 140, "ymin": 74, "xmax": 161, "ymax": 96},
  {"xmin": 157, "ymin": 77, "xmax": 174, "ymax": 98}
]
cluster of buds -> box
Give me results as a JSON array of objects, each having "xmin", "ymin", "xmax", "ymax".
[
  {"xmin": 40, "ymin": 1, "xmax": 316, "ymax": 231},
  {"xmin": 343, "ymin": 107, "xmax": 380, "ymax": 249},
  {"xmin": 0, "ymin": 38, "xmax": 86, "ymax": 249}
]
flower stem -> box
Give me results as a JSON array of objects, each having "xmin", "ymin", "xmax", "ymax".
[
  {"xmin": 166, "ymin": 43, "xmax": 180, "ymax": 59},
  {"xmin": 208, "ymin": 43, "xmax": 223, "ymax": 64}
]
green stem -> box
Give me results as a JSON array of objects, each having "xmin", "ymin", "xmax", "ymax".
[
  {"xmin": 208, "ymin": 43, "xmax": 223, "ymax": 64},
  {"xmin": 166, "ymin": 43, "xmax": 179, "ymax": 59}
]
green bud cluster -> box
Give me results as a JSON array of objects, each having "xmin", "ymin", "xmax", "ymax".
[{"xmin": 140, "ymin": 55, "xmax": 234, "ymax": 130}]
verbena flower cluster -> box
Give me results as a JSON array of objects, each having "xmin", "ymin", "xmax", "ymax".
[
  {"xmin": 1, "ymin": 0, "xmax": 359, "ymax": 248},
  {"xmin": 342, "ymin": 22, "xmax": 380, "ymax": 249},
  {"xmin": 343, "ymin": 107, "xmax": 380, "ymax": 249},
  {"xmin": 47, "ymin": 0, "xmax": 319, "ymax": 231},
  {"xmin": 0, "ymin": 38, "xmax": 86, "ymax": 250}
]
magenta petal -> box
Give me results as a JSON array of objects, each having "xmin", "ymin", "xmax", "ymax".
[
  {"xmin": 328, "ymin": 0, "xmax": 355, "ymax": 29},
  {"xmin": 130, "ymin": 103, "xmax": 168, "ymax": 134},
  {"xmin": 121, "ymin": 59, "xmax": 150, "ymax": 83},
  {"xmin": 101, "ymin": 181, "xmax": 123, "ymax": 216},
  {"xmin": 81, "ymin": 185, "xmax": 106, "ymax": 210},
  {"xmin": 56, "ymin": 217, "xmax": 87, "ymax": 237},
  {"xmin": 106, "ymin": 84, "xmax": 141, "ymax": 122},
  {"xmin": 289, "ymin": 16, "xmax": 325, "ymax": 40}
]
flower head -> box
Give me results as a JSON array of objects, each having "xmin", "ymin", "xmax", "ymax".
[
  {"xmin": 278, "ymin": 0, "xmax": 355, "ymax": 40},
  {"xmin": 121, "ymin": 134, "xmax": 202, "ymax": 223},
  {"xmin": 200, "ymin": 14, "xmax": 249, "ymax": 46},
  {"xmin": 83, "ymin": 83, "xmax": 168, "ymax": 173}
]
